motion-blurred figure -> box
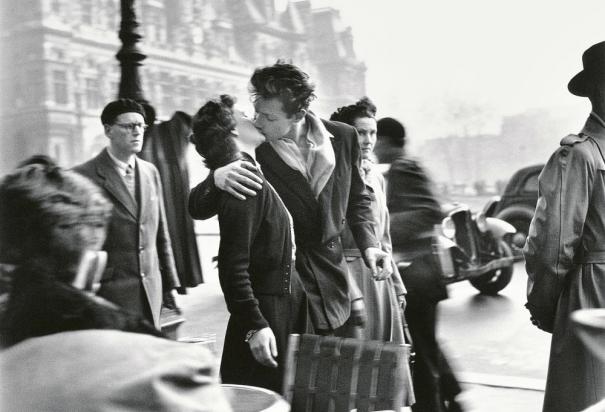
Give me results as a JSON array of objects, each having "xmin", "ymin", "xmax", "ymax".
[
  {"xmin": 0, "ymin": 330, "xmax": 230, "ymax": 411},
  {"xmin": 74, "ymin": 99, "xmax": 181, "ymax": 330},
  {"xmin": 140, "ymin": 111, "xmax": 203, "ymax": 289},
  {"xmin": 0, "ymin": 157, "xmax": 161, "ymax": 348},
  {"xmin": 376, "ymin": 118, "xmax": 463, "ymax": 412},
  {"xmin": 330, "ymin": 97, "xmax": 407, "ymax": 342},
  {"xmin": 524, "ymin": 41, "xmax": 605, "ymax": 412}
]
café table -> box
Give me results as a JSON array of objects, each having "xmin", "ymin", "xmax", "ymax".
[{"xmin": 221, "ymin": 384, "xmax": 290, "ymax": 412}]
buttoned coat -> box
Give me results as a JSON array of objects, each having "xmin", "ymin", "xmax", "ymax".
[
  {"xmin": 74, "ymin": 149, "xmax": 179, "ymax": 329},
  {"xmin": 524, "ymin": 114, "xmax": 605, "ymax": 412},
  {"xmin": 189, "ymin": 119, "xmax": 378, "ymax": 331}
]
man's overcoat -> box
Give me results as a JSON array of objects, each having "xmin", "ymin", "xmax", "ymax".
[
  {"xmin": 525, "ymin": 113, "xmax": 605, "ymax": 412},
  {"xmin": 74, "ymin": 149, "xmax": 180, "ymax": 328}
]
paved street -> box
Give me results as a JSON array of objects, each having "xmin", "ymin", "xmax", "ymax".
[{"xmin": 439, "ymin": 261, "xmax": 550, "ymax": 383}]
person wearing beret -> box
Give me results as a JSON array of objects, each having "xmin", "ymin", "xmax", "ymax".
[
  {"xmin": 524, "ymin": 41, "xmax": 605, "ymax": 412},
  {"xmin": 74, "ymin": 98, "xmax": 181, "ymax": 330}
]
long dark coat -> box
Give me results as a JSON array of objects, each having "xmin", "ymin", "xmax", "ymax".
[
  {"xmin": 190, "ymin": 119, "xmax": 378, "ymax": 331},
  {"xmin": 525, "ymin": 113, "xmax": 605, "ymax": 412},
  {"xmin": 74, "ymin": 149, "xmax": 180, "ymax": 328},
  {"xmin": 191, "ymin": 160, "xmax": 308, "ymax": 393},
  {"xmin": 140, "ymin": 112, "xmax": 203, "ymax": 288},
  {"xmin": 386, "ymin": 154, "xmax": 461, "ymax": 412}
]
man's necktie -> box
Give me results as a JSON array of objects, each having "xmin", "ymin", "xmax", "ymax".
[{"xmin": 124, "ymin": 164, "xmax": 136, "ymax": 199}]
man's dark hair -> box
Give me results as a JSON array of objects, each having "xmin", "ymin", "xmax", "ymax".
[
  {"xmin": 190, "ymin": 95, "xmax": 239, "ymax": 170},
  {"xmin": 330, "ymin": 97, "xmax": 377, "ymax": 126},
  {"xmin": 100, "ymin": 98, "xmax": 146, "ymax": 125},
  {"xmin": 377, "ymin": 117, "xmax": 406, "ymax": 148},
  {"xmin": 249, "ymin": 62, "xmax": 316, "ymax": 117}
]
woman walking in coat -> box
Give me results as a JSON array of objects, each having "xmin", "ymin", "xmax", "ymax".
[
  {"xmin": 524, "ymin": 41, "xmax": 605, "ymax": 412},
  {"xmin": 189, "ymin": 95, "xmax": 308, "ymax": 393},
  {"xmin": 330, "ymin": 97, "xmax": 407, "ymax": 343}
]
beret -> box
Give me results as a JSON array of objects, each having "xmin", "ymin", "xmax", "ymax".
[{"xmin": 100, "ymin": 98, "xmax": 146, "ymax": 125}]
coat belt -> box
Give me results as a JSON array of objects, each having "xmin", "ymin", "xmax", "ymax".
[{"xmin": 575, "ymin": 250, "xmax": 605, "ymax": 263}]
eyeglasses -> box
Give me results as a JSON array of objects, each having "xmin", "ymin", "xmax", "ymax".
[{"xmin": 113, "ymin": 122, "xmax": 148, "ymax": 131}]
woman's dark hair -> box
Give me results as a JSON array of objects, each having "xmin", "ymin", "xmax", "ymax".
[
  {"xmin": 0, "ymin": 159, "xmax": 111, "ymax": 267},
  {"xmin": 330, "ymin": 97, "xmax": 377, "ymax": 126},
  {"xmin": 249, "ymin": 61, "xmax": 316, "ymax": 117},
  {"xmin": 190, "ymin": 95, "xmax": 239, "ymax": 170}
]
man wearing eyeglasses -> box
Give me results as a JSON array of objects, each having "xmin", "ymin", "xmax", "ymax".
[{"xmin": 74, "ymin": 98, "xmax": 180, "ymax": 330}]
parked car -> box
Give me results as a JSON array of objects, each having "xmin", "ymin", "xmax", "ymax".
[
  {"xmin": 484, "ymin": 164, "xmax": 543, "ymax": 260},
  {"xmin": 429, "ymin": 202, "xmax": 516, "ymax": 294}
]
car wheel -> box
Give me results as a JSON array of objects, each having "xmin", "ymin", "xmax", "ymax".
[
  {"xmin": 504, "ymin": 217, "xmax": 530, "ymax": 260},
  {"xmin": 469, "ymin": 240, "xmax": 514, "ymax": 295}
]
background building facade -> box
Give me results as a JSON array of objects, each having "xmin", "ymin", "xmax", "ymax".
[{"xmin": 0, "ymin": 0, "xmax": 366, "ymax": 173}]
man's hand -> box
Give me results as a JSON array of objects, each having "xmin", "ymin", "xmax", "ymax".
[
  {"xmin": 214, "ymin": 160, "xmax": 263, "ymax": 200},
  {"xmin": 350, "ymin": 298, "xmax": 367, "ymax": 328},
  {"xmin": 248, "ymin": 327, "xmax": 278, "ymax": 368},
  {"xmin": 398, "ymin": 294, "xmax": 407, "ymax": 314},
  {"xmin": 363, "ymin": 247, "xmax": 393, "ymax": 280}
]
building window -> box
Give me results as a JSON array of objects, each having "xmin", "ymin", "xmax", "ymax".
[
  {"xmin": 85, "ymin": 78, "xmax": 101, "ymax": 109},
  {"xmin": 161, "ymin": 84, "xmax": 174, "ymax": 114},
  {"xmin": 81, "ymin": 0, "xmax": 93, "ymax": 25},
  {"xmin": 51, "ymin": 0, "xmax": 62, "ymax": 13},
  {"xmin": 49, "ymin": 137, "xmax": 68, "ymax": 165},
  {"xmin": 52, "ymin": 70, "xmax": 68, "ymax": 104}
]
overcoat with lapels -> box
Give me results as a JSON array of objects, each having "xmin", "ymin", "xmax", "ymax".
[
  {"xmin": 524, "ymin": 113, "xmax": 605, "ymax": 412},
  {"xmin": 74, "ymin": 148, "xmax": 180, "ymax": 329},
  {"xmin": 189, "ymin": 119, "xmax": 378, "ymax": 331}
]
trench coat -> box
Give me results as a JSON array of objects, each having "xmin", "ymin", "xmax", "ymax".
[
  {"xmin": 140, "ymin": 111, "xmax": 203, "ymax": 288},
  {"xmin": 524, "ymin": 113, "xmax": 605, "ymax": 412},
  {"xmin": 74, "ymin": 149, "xmax": 180, "ymax": 329}
]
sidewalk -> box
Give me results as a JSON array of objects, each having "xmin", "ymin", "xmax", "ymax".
[{"xmin": 177, "ymin": 275, "xmax": 545, "ymax": 412}]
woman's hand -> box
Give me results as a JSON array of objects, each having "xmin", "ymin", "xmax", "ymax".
[{"xmin": 248, "ymin": 327, "xmax": 278, "ymax": 368}]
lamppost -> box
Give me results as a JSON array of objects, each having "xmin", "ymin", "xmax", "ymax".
[{"xmin": 116, "ymin": 0, "xmax": 155, "ymax": 124}]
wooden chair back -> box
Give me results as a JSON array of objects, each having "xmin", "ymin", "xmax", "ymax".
[{"xmin": 283, "ymin": 334, "xmax": 414, "ymax": 412}]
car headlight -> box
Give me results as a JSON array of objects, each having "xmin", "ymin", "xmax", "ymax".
[
  {"xmin": 476, "ymin": 212, "xmax": 487, "ymax": 233},
  {"xmin": 441, "ymin": 216, "xmax": 456, "ymax": 239}
]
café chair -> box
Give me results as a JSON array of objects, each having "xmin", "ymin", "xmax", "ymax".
[{"xmin": 282, "ymin": 333, "xmax": 414, "ymax": 412}]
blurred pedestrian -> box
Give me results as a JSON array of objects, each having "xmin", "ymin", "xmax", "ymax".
[
  {"xmin": 1, "ymin": 330, "xmax": 230, "ymax": 411},
  {"xmin": 330, "ymin": 97, "xmax": 407, "ymax": 342},
  {"xmin": 524, "ymin": 40, "xmax": 605, "ymax": 412},
  {"xmin": 188, "ymin": 62, "xmax": 391, "ymax": 336},
  {"xmin": 376, "ymin": 117, "xmax": 463, "ymax": 412},
  {"xmin": 189, "ymin": 95, "xmax": 309, "ymax": 393},
  {"xmin": 73, "ymin": 98, "xmax": 181, "ymax": 330},
  {"xmin": 0, "ymin": 157, "xmax": 162, "ymax": 348}
]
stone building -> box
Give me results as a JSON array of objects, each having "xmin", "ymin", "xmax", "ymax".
[{"xmin": 0, "ymin": 0, "xmax": 366, "ymax": 173}]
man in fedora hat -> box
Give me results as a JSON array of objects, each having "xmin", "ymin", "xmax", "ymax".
[{"xmin": 524, "ymin": 41, "xmax": 605, "ymax": 412}]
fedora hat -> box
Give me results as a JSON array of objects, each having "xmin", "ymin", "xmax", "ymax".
[{"xmin": 568, "ymin": 41, "xmax": 605, "ymax": 97}]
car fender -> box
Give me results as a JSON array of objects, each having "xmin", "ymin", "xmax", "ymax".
[
  {"xmin": 482, "ymin": 195, "xmax": 501, "ymax": 217},
  {"xmin": 495, "ymin": 205, "xmax": 535, "ymax": 222},
  {"xmin": 486, "ymin": 217, "xmax": 516, "ymax": 240}
]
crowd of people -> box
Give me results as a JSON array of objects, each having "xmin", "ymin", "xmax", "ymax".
[{"xmin": 1, "ymin": 42, "xmax": 604, "ymax": 411}]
